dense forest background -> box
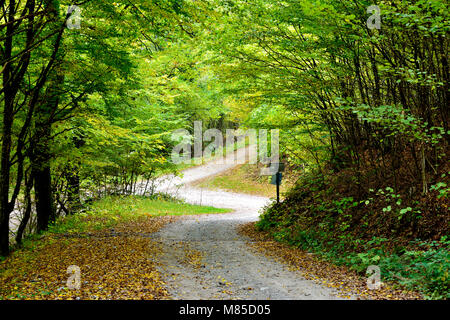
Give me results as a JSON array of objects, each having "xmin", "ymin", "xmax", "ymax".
[{"xmin": 0, "ymin": 0, "xmax": 448, "ymax": 296}]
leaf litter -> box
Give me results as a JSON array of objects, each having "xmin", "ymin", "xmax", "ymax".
[{"xmin": 0, "ymin": 216, "xmax": 178, "ymax": 300}]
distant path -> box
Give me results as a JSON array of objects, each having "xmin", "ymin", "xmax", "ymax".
[{"xmin": 152, "ymin": 147, "xmax": 351, "ymax": 300}]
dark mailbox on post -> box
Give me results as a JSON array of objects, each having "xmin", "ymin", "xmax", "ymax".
[{"xmin": 269, "ymin": 162, "xmax": 284, "ymax": 203}]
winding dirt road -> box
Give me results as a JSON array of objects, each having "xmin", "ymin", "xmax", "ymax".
[{"xmin": 152, "ymin": 148, "xmax": 353, "ymax": 300}]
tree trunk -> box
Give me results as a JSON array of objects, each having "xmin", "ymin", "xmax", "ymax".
[
  {"xmin": 32, "ymin": 0, "xmax": 65, "ymax": 229},
  {"xmin": 31, "ymin": 125, "xmax": 56, "ymax": 233},
  {"xmin": 0, "ymin": 0, "xmax": 17, "ymax": 256},
  {"xmin": 16, "ymin": 171, "xmax": 34, "ymax": 245},
  {"xmin": 66, "ymin": 165, "xmax": 81, "ymax": 214}
]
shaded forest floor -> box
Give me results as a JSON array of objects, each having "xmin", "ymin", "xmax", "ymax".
[{"xmin": 251, "ymin": 151, "xmax": 449, "ymax": 299}]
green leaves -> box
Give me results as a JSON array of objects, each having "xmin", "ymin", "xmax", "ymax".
[{"xmin": 430, "ymin": 182, "xmax": 449, "ymax": 199}]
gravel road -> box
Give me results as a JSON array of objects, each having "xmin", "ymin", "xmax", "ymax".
[{"xmin": 152, "ymin": 148, "xmax": 349, "ymax": 300}]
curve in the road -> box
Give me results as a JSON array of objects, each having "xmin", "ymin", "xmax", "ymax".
[{"xmin": 153, "ymin": 147, "xmax": 351, "ymax": 300}]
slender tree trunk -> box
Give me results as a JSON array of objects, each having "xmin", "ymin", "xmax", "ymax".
[
  {"xmin": 66, "ymin": 169, "xmax": 81, "ymax": 214},
  {"xmin": 66, "ymin": 134, "xmax": 84, "ymax": 214},
  {"xmin": 0, "ymin": 99, "xmax": 13, "ymax": 255},
  {"xmin": 0, "ymin": 0, "xmax": 17, "ymax": 256},
  {"xmin": 421, "ymin": 145, "xmax": 428, "ymax": 195},
  {"xmin": 32, "ymin": 0, "xmax": 66, "ymax": 230},
  {"xmin": 31, "ymin": 124, "xmax": 56, "ymax": 232},
  {"xmin": 16, "ymin": 170, "xmax": 34, "ymax": 245}
]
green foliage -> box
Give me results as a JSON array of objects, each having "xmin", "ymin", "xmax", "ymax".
[
  {"xmin": 430, "ymin": 181, "xmax": 449, "ymax": 200},
  {"xmin": 1, "ymin": 0, "xmax": 241, "ymax": 250},
  {"xmin": 259, "ymin": 202, "xmax": 450, "ymax": 298},
  {"xmin": 0, "ymin": 0, "xmax": 448, "ymax": 302},
  {"xmin": 256, "ymin": 162, "xmax": 449, "ymax": 298}
]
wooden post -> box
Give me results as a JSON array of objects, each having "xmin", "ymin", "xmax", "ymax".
[{"xmin": 276, "ymin": 172, "xmax": 280, "ymax": 204}]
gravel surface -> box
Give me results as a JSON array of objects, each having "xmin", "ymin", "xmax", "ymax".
[{"xmin": 152, "ymin": 148, "xmax": 349, "ymax": 300}]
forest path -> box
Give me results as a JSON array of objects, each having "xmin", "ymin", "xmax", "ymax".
[{"xmin": 151, "ymin": 147, "xmax": 352, "ymax": 300}]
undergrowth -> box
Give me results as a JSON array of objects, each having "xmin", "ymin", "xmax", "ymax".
[{"xmin": 256, "ymin": 168, "xmax": 449, "ymax": 299}]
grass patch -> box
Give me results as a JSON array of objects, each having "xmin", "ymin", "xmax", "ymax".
[
  {"xmin": 49, "ymin": 195, "xmax": 231, "ymax": 235},
  {"xmin": 193, "ymin": 163, "xmax": 293, "ymax": 198}
]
